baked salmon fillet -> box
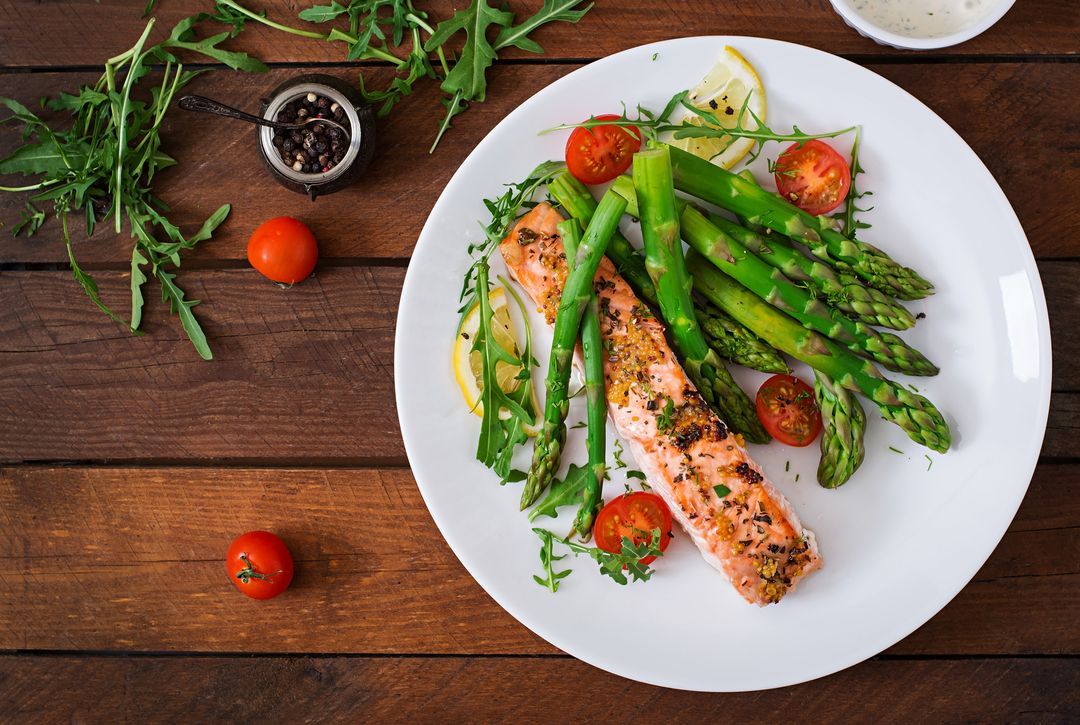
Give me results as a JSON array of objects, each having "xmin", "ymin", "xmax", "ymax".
[{"xmin": 501, "ymin": 202, "xmax": 822, "ymax": 605}]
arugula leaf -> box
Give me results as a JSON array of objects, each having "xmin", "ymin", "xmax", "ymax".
[
  {"xmin": 532, "ymin": 527, "xmax": 665, "ymax": 589},
  {"xmin": 528, "ymin": 463, "xmax": 590, "ymax": 522},
  {"xmin": 0, "ymin": 141, "xmax": 87, "ymax": 177},
  {"xmin": 425, "ymin": 0, "xmax": 512, "ymax": 103},
  {"xmin": 532, "ymin": 529, "xmax": 572, "ymax": 591},
  {"xmin": 838, "ymin": 126, "xmax": 873, "ymax": 239},
  {"xmin": 494, "ymin": 0, "xmax": 593, "ymax": 54},
  {"xmin": 298, "ymin": 2, "xmax": 349, "ymax": 23},
  {"xmin": 130, "ymin": 247, "xmax": 149, "ymax": 331},
  {"xmin": 11, "ymin": 202, "xmax": 45, "ymax": 237},
  {"xmin": 158, "ymin": 269, "xmax": 212, "ymax": 361}
]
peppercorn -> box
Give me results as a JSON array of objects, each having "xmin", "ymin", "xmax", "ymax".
[
  {"xmin": 306, "ymin": 92, "xmax": 317, "ymax": 103},
  {"xmin": 292, "ymin": 160, "xmax": 303, "ymax": 171},
  {"xmin": 282, "ymin": 139, "xmax": 295, "ymax": 152},
  {"xmin": 315, "ymin": 140, "xmax": 328, "ymax": 153}
]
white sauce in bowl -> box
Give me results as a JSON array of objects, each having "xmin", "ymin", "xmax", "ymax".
[{"xmin": 849, "ymin": 0, "xmax": 1006, "ymax": 38}]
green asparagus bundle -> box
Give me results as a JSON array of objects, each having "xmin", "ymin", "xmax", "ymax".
[
  {"xmin": 633, "ymin": 144, "xmax": 769, "ymax": 443},
  {"xmin": 666, "ymin": 144, "xmax": 933, "ymax": 300},
  {"xmin": 610, "ymin": 182, "xmax": 938, "ymax": 377},
  {"xmin": 548, "ymin": 171, "xmax": 786, "ymax": 389},
  {"xmin": 522, "ymin": 189, "xmax": 627, "ymax": 509},
  {"xmin": 556, "ymin": 219, "xmax": 606, "ymax": 539},
  {"xmin": 814, "ymin": 371, "xmax": 867, "ymax": 488},
  {"xmin": 696, "ymin": 299, "xmax": 788, "ymax": 373},
  {"xmin": 688, "ymin": 252, "xmax": 951, "ymax": 453}
]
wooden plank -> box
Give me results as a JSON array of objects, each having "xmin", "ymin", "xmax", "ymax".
[
  {"xmin": 0, "ymin": 464, "xmax": 1074, "ymax": 655},
  {"xmin": 0, "ymin": 0, "xmax": 1075, "ymax": 68},
  {"xmin": 0, "ymin": 267, "xmax": 405, "ymax": 463},
  {"xmin": 0, "ymin": 655, "xmax": 1076, "ymax": 720},
  {"xmin": 0, "ymin": 262, "xmax": 1076, "ymax": 463},
  {"xmin": 1, "ymin": 61, "xmax": 1078, "ymax": 263}
]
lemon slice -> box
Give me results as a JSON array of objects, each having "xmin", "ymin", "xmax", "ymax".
[
  {"xmin": 453, "ymin": 286, "xmax": 540, "ymax": 435},
  {"xmin": 670, "ymin": 46, "xmax": 766, "ymax": 169}
]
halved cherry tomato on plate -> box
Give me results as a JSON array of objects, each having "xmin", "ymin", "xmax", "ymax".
[
  {"xmin": 593, "ymin": 491, "xmax": 673, "ymax": 565},
  {"xmin": 565, "ymin": 114, "xmax": 642, "ymax": 185},
  {"xmin": 755, "ymin": 374, "xmax": 822, "ymax": 447},
  {"xmin": 226, "ymin": 530, "xmax": 294, "ymax": 600},
  {"xmin": 773, "ymin": 139, "xmax": 851, "ymax": 216}
]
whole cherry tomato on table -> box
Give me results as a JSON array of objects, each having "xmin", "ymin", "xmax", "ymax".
[
  {"xmin": 226, "ymin": 530, "xmax": 294, "ymax": 600},
  {"xmin": 247, "ymin": 216, "xmax": 319, "ymax": 284}
]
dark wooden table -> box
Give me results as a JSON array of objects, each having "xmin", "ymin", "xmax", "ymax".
[{"xmin": 1, "ymin": 0, "xmax": 1077, "ymax": 719}]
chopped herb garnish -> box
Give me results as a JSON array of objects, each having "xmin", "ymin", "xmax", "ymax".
[
  {"xmin": 656, "ymin": 397, "xmax": 676, "ymax": 433},
  {"xmin": 532, "ymin": 526, "xmax": 663, "ymax": 588},
  {"xmin": 888, "ymin": 446, "xmax": 904, "ymax": 455},
  {"xmin": 785, "ymin": 460, "xmax": 790, "ymax": 472},
  {"xmin": 570, "ymin": 420, "xmax": 587, "ymax": 429},
  {"xmin": 795, "ymin": 473, "xmax": 800, "ymax": 482},
  {"xmin": 713, "ymin": 484, "xmax": 731, "ymax": 498},
  {"xmin": 626, "ymin": 470, "xmax": 646, "ymax": 481},
  {"xmin": 925, "ymin": 454, "xmax": 933, "ymax": 471},
  {"xmin": 612, "ymin": 438, "xmax": 627, "ymax": 469}
]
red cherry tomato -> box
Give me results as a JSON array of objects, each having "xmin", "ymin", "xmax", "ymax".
[
  {"xmin": 565, "ymin": 114, "xmax": 642, "ymax": 185},
  {"xmin": 226, "ymin": 531, "xmax": 294, "ymax": 600},
  {"xmin": 593, "ymin": 491, "xmax": 673, "ymax": 565},
  {"xmin": 755, "ymin": 374, "xmax": 823, "ymax": 447},
  {"xmin": 773, "ymin": 140, "xmax": 851, "ymax": 216},
  {"xmin": 247, "ymin": 216, "xmax": 318, "ymax": 284}
]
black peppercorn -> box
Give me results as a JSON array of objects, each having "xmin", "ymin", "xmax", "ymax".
[
  {"xmin": 282, "ymin": 139, "xmax": 295, "ymax": 152},
  {"xmin": 315, "ymin": 141, "xmax": 328, "ymax": 153}
]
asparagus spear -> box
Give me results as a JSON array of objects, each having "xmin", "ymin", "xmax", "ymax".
[
  {"xmin": 548, "ymin": 172, "xmax": 657, "ymax": 303},
  {"xmin": 814, "ymin": 370, "xmax": 867, "ymax": 488},
  {"xmin": 523, "ymin": 190, "xmax": 627, "ymax": 509},
  {"xmin": 556, "ymin": 219, "xmax": 605, "ymax": 538},
  {"xmin": 696, "ymin": 298, "xmax": 789, "ymax": 373},
  {"xmin": 610, "ymin": 181, "xmax": 938, "ymax": 376},
  {"xmin": 666, "ymin": 144, "xmax": 933, "ymax": 300},
  {"xmin": 633, "ymin": 144, "xmax": 769, "ymax": 443},
  {"xmin": 550, "ymin": 171, "xmax": 787, "ymax": 376},
  {"xmin": 729, "ymin": 170, "xmax": 913, "ymax": 330},
  {"xmin": 688, "ymin": 252, "xmax": 951, "ymax": 453}
]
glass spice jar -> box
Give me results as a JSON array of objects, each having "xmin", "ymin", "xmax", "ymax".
[{"xmin": 258, "ymin": 74, "xmax": 375, "ymax": 200}]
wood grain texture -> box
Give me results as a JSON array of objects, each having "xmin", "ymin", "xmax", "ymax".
[
  {"xmin": 0, "ymin": 261, "xmax": 1075, "ymax": 463},
  {"xmin": 1, "ymin": 655, "xmax": 1077, "ymax": 722},
  {"xmin": 0, "ymin": 0, "xmax": 1076, "ymax": 69},
  {"xmin": 0, "ymin": 464, "xmax": 1075, "ymax": 655},
  {"xmin": 1, "ymin": 62, "xmax": 1078, "ymax": 264},
  {"xmin": 0, "ymin": 267, "xmax": 404, "ymax": 463}
]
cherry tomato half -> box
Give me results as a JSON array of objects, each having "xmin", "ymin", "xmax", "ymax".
[
  {"xmin": 247, "ymin": 216, "xmax": 318, "ymax": 284},
  {"xmin": 226, "ymin": 530, "xmax": 294, "ymax": 600},
  {"xmin": 565, "ymin": 114, "xmax": 642, "ymax": 185},
  {"xmin": 755, "ymin": 374, "xmax": 823, "ymax": 447},
  {"xmin": 593, "ymin": 491, "xmax": 673, "ymax": 565},
  {"xmin": 773, "ymin": 140, "xmax": 851, "ymax": 216}
]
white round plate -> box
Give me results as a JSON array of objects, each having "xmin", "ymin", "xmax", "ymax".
[{"xmin": 394, "ymin": 37, "xmax": 1051, "ymax": 691}]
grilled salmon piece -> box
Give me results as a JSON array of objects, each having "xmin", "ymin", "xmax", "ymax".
[{"xmin": 501, "ymin": 202, "xmax": 821, "ymax": 605}]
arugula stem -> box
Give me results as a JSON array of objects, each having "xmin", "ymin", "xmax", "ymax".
[
  {"xmin": 0, "ymin": 181, "xmax": 59, "ymax": 192},
  {"xmin": 216, "ymin": 0, "xmax": 327, "ymax": 40}
]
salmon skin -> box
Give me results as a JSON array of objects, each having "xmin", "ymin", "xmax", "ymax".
[{"xmin": 500, "ymin": 202, "xmax": 821, "ymax": 605}]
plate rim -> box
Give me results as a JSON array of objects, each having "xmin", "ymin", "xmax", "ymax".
[{"xmin": 394, "ymin": 35, "xmax": 1053, "ymax": 691}]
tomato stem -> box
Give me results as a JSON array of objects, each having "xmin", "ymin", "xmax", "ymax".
[{"xmin": 235, "ymin": 553, "xmax": 282, "ymax": 584}]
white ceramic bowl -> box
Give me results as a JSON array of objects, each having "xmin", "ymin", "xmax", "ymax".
[{"xmin": 828, "ymin": 0, "xmax": 1016, "ymax": 50}]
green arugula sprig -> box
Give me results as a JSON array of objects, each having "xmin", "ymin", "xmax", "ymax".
[
  {"xmin": 213, "ymin": 0, "xmax": 592, "ymax": 151},
  {"xmin": 542, "ymin": 90, "xmax": 856, "ymax": 166},
  {"xmin": 460, "ymin": 161, "xmax": 564, "ymax": 482},
  {"xmin": 838, "ymin": 126, "xmax": 873, "ymax": 239},
  {"xmin": 532, "ymin": 527, "xmax": 664, "ymax": 590},
  {"xmin": 0, "ymin": 16, "xmax": 264, "ymax": 359}
]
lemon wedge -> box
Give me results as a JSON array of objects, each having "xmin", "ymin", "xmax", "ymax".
[
  {"xmin": 670, "ymin": 46, "xmax": 766, "ymax": 169},
  {"xmin": 454, "ymin": 286, "xmax": 540, "ymax": 435}
]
